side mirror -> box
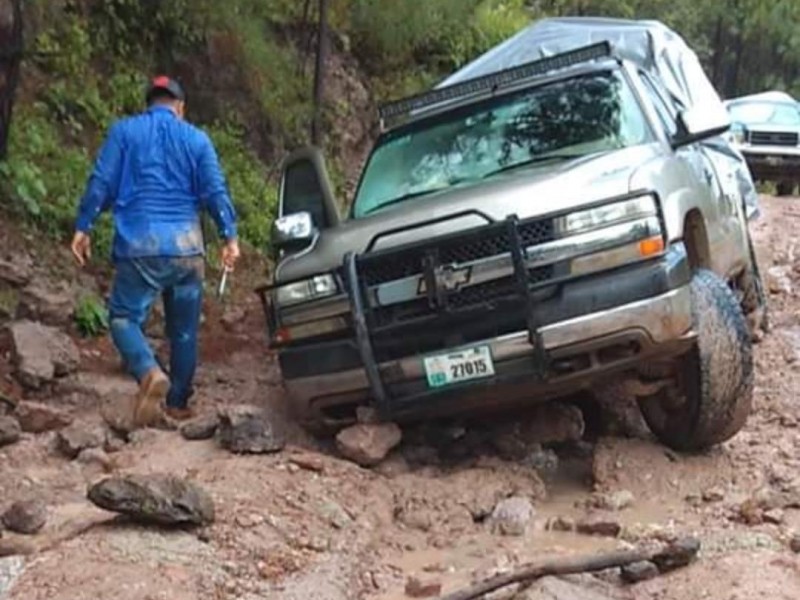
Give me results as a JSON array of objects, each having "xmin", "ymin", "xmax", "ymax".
[
  {"xmin": 672, "ymin": 106, "xmax": 731, "ymax": 149},
  {"xmin": 271, "ymin": 211, "xmax": 317, "ymax": 253}
]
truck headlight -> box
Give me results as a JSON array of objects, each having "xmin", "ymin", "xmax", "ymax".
[
  {"xmin": 562, "ymin": 195, "xmax": 658, "ymax": 234},
  {"xmin": 275, "ymin": 274, "xmax": 338, "ymax": 307}
]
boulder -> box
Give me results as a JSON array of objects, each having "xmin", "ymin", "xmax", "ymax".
[
  {"xmin": 14, "ymin": 402, "xmax": 72, "ymax": 433},
  {"xmin": 8, "ymin": 320, "xmax": 80, "ymax": 388},
  {"xmin": 57, "ymin": 423, "xmax": 108, "ymax": 459},
  {"xmin": 18, "ymin": 281, "xmax": 75, "ymax": 326},
  {"xmin": 489, "ymin": 496, "xmax": 535, "ymax": 537},
  {"xmin": 2, "ymin": 500, "xmax": 47, "ymax": 535},
  {"xmin": 217, "ymin": 406, "xmax": 285, "ymax": 454},
  {"xmin": 620, "ymin": 561, "xmax": 659, "ymax": 584},
  {"xmin": 405, "ymin": 575, "xmax": 442, "ymax": 598},
  {"xmin": 87, "ymin": 474, "xmax": 215, "ymax": 526},
  {"xmin": 336, "ymin": 423, "xmax": 402, "ymax": 467},
  {"xmin": 180, "ymin": 413, "xmax": 220, "ymax": 441},
  {"xmin": 0, "ymin": 416, "xmax": 21, "ymax": 447}
]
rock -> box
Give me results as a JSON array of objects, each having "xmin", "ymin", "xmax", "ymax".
[
  {"xmin": 0, "ymin": 416, "xmax": 21, "ymax": 447},
  {"xmin": 790, "ymin": 535, "xmax": 800, "ymax": 554},
  {"xmin": 77, "ymin": 447, "xmax": 114, "ymax": 471},
  {"xmin": 547, "ymin": 516, "xmax": 576, "ymax": 532},
  {"xmin": 576, "ymin": 514, "xmax": 621, "ymax": 537},
  {"xmin": 180, "ymin": 413, "xmax": 219, "ymax": 441},
  {"xmin": 104, "ymin": 434, "xmax": 126, "ymax": 453},
  {"xmin": 489, "ymin": 497, "xmax": 535, "ymax": 537},
  {"xmin": 8, "ymin": 320, "xmax": 80, "ymax": 388},
  {"xmin": 514, "ymin": 576, "xmax": 620, "ymax": 599},
  {"xmin": 336, "ymin": 422, "xmax": 402, "ymax": 467},
  {"xmin": 591, "ymin": 490, "xmax": 635, "ymax": 511},
  {"xmin": 288, "ymin": 453, "xmax": 326, "ymax": 473},
  {"xmin": 317, "ymin": 499, "xmax": 352, "ymax": 529},
  {"xmin": 217, "ymin": 406, "xmax": 285, "ymax": 454},
  {"xmin": 0, "ymin": 556, "xmax": 26, "ymax": 597},
  {"xmin": 14, "ymin": 401, "xmax": 72, "ymax": 433},
  {"xmin": 18, "ymin": 281, "xmax": 75, "ymax": 326},
  {"xmin": 57, "ymin": 422, "xmax": 107, "ymax": 458},
  {"xmin": 702, "ymin": 487, "xmax": 725, "ymax": 503},
  {"xmin": 87, "ymin": 474, "xmax": 215, "ymax": 526},
  {"xmin": 0, "ymin": 258, "xmax": 32, "ymax": 286},
  {"xmin": 651, "ymin": 537, "xmax": 701, "ymax": 573},
  {"xmin": 763, "ymin": 508, "xmax": 784, "ymax": 525},
  {"xmin": 621, "ymin": 561, "xmax": 659, "ymax": 584},
  {"xmin": 767, "ymin": 266, "xmax": 793, "ymax": 295},
  {"xmin": 405, "ymin": 575, "xmax": 442, "ymax": 598},
  {"xmin": 2, "ymin": 500, "xmax": 47, "ymax": 534}
]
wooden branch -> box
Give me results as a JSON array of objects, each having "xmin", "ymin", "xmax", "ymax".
[{"xmin": 439, "ymin": 538, "xmax": 700, "ymax": 600}]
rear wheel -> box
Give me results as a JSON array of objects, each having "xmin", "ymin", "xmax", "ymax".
[
  {"xmin": 639, "ymin": 270, "xmax": 754, "ymax": 451},
  {"xmin": 776, "ymin": 181, "xmax": 795, "ymax": 196}
]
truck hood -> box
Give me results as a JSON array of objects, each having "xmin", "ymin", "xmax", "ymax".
[{"xmin": 276, "ymin": 144, "xmax": 660, "ymax": 281}]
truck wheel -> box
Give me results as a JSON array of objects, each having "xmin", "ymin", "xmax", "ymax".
[
  {"xmin": 776, "ymin": 181, "xmax": 794, "ymax": 196},
  {"xmin": 639, "ymin": 270, "xmax": 754, "ymax": 451}
]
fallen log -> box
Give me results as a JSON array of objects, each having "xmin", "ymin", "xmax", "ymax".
[{"xmin": 439, "ymin": 537, "xmax": 700, "ymax": 600}]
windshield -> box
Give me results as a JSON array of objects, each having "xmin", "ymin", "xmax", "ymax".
[
  {"xmin": 728, "ymin": 101, "xmax": 800, "ymax": 127},
  {"xmin": 352, "ymin": 70, "xmax": 652, "ymax": 218}
]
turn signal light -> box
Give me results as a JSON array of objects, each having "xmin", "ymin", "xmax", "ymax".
[{"xmin": 638, "ymin": 236, "xmax": 665, "ymax": 257}]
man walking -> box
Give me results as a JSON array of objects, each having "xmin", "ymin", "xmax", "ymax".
[{"xmin": 71, "ymin": 76, "xmax": 240, "ymax": 428}]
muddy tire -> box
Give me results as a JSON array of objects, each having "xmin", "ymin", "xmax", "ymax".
[{"xmin": 639, "ymin": 270, "xmax": 754, "ymax": 451}]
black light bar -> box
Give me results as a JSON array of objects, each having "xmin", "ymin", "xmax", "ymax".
[{"xmin": 378, "ymin": 41, "xmax": 614, "ymax": 126}]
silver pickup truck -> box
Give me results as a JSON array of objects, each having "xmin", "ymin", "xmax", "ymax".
[{"xmin": 258, "ymin": 18, "xmax": 767, "ymax": 451}]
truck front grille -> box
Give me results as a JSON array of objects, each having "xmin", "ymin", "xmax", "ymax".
[
  {"xmin": 749, "ymin": 130, "xmax": 799, "ymax": 147},
  {"xmin": 353, "ymin": 216, "xmax": 558, "ymax": 361},
  {"xmin": 360, "ymin": 218, "xmax": 555, "ymax": 286}
]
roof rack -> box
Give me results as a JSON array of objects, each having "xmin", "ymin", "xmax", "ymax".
[{"xmin": 378, "ymin": 41, "xmax": 614, "ymax": 130}]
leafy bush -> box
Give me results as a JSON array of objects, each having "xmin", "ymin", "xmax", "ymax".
[{"xmin": 74, "ymin": 293, "xmax": 110, "ymax": 338}]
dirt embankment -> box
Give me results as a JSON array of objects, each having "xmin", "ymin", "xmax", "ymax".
[{"xmin": 2, "ymin": 195, "xmax": 800, "ymax": 600}]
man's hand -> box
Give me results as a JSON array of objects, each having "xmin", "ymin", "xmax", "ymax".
[
  {"xmin": 70, "ymin": 231, "xmax": 92, "ymax": 267},
  {"xmin": 221, "ymin": 238, "xmax": 241, "ymax": 271}
]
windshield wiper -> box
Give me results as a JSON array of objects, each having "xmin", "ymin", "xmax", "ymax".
[{"xmin": 482, "ymin": 154, "xmax": 583, "ymax": 179}]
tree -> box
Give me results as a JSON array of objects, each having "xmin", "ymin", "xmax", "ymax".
[{"xmin": 0, "ymin": 0, "xmax": 22, "ymax": 159}]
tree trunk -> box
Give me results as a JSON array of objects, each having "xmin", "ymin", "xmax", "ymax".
[
  {"xmin": 311, "ymin": 0, "xmax": 329, "ymax": 147},
  {"xmin": 0, "ymin": 0, "xmax": 22, "ymax": 160}
]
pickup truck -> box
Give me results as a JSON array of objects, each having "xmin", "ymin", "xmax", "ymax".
[
  {"xmin": 258, "ymin": 18, "xmax": 767, "ymax": 451},
  {"xmin": 725, "ymin": 91, "xmax": 800, "ymax": 196}
]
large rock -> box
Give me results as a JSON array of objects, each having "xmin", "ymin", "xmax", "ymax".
[
  {"xmin": 180, "ymin": 413, "xmax": 219, "ymax": 441},
  {"xmin": 489, "ymin": 496, "xmax": 535, "ymax": 536},
  {"xmin": 14, "ymin": 402, "xmax": 72, "ymax": 433},
  {"xmin": 0, "ymin": 416, "xmax": 21, "ymax": 447},
  {"xmin": 87, "ymin": 474, "xmax": 215, "ymax": 526},
  {"xmin": 9, "ymin": 320, "xmax": 80, "ymax": 388},
  {"xmin": 217, "ymin": 406, "xmax": 285, "ymax": 454},
  {"xmin": 336, "ymin": 422, "xmax": 402, "ymax": 467},
  {"xmin": 2, "ymin": 500, "xmax": 47, "ymax": 535},
  {"xmin": 18, "ymin": 281, "xmax": 76, "ymax": 326},
  {"xmin": 0, "ymin": 258, "xmax": 32, "ymax": 287},
  {"xmin": 57, "ymin": 422, "xmax": 108, "ymax": 459}
]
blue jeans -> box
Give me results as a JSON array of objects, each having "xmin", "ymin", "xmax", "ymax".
[{"xmin": 109, "ymin": 257, "xmax": 204, "ymax": 409}]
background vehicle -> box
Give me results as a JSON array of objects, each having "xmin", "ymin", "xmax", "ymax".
[
  {"xmin": 259, "ymin": 18, "xmax": 767, "ymax": 451},
  {"xmin": 724, "ymin": 91, "xmax": 800, "ymax": 196}
]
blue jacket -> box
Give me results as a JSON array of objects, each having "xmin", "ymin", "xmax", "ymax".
[{"xmin": 75, "ymin": 105, "xmax": 237, "ymax": 261}]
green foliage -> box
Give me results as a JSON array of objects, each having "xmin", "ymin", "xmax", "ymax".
[
  {"xmin": 74, "ymin": 293, "xmax": 110, "ymax": 338},
  {"xmin": 206, "ymin": 121, "xmax": 278, "ymax": 253}
]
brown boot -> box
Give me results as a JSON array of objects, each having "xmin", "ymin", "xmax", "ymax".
[
  {"xmin": 164, "ymin": 406, "xmax": 195, "ymax": 422},
  {"xmin": 133, "ymin": 367, "xmax": 169, "ymax": 428}
]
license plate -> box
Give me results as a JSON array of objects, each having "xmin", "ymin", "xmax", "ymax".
[{"xmin": 424, "ymin": 346, "xmax": 495, "ymax": 388}]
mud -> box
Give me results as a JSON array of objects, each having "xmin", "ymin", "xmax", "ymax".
[{"xmin": 1, "ymin": 195, "xmax": 800, "ymax": 599}]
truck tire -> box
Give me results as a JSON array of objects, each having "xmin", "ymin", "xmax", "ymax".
[
  {"xmin": 776, "ymin": 181, "xmax": 794, "ymax": 196},
  {"xmin": 639, "ymin": 270, "xmax": 753, "ymax": 451}
]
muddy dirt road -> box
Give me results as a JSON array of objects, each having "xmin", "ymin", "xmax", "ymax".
[{"xmin": 2, "ymin": 195, "xmax": 800, "ymax": 600}]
